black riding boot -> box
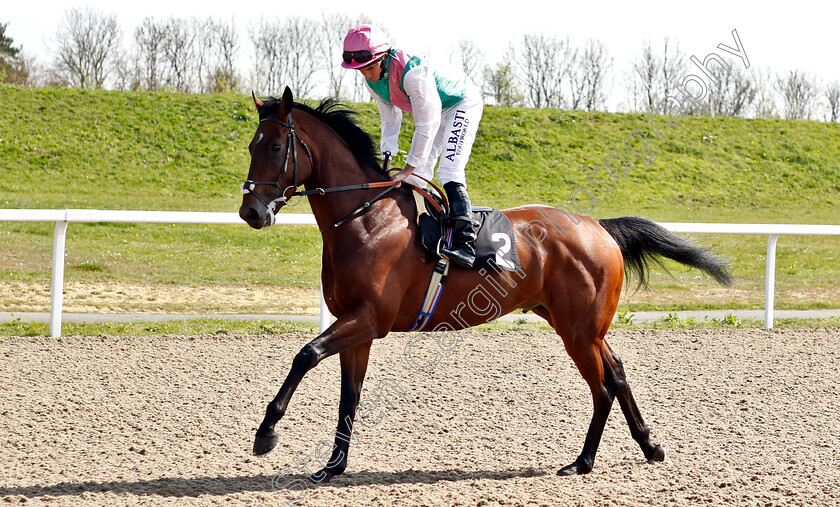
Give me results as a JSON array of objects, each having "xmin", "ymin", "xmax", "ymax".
[{"xmin": 439, "ymin": 182, "xmax": 478, "ymax": 269}]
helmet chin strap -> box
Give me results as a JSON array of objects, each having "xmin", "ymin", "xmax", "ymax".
[{"xmin": 378, "ymin": 51, "xmax": 390, "ymax": 80}]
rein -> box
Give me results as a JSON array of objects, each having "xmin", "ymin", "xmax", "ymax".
[{"xmin": 241, "ymin": 111, "xmax": 446, "ymax": 232}]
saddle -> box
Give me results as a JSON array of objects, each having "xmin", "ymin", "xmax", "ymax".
[
  {"xmin": 382, "ymin": 149, "xmax": 520, "ymax": 331},
  {"xmin": 409, "ymin": 186, "xmax": 521, "ymax": 273},
  {"xmin": 380, "ymin": 153, "xmax": 520, "ymax": 273}
]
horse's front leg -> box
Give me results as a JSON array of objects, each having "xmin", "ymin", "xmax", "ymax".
[
  {"xmin": 253, "ymin": 311, "xmax": 378, "ymax": 456},
  {"xmin": 309, "ymin": 340, "xmax": 373, "ymax": 483}
]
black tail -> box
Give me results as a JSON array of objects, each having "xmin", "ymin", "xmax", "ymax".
[{"xmin": 598, "ymin": 216, "xmax": 733, "ymax": 289}]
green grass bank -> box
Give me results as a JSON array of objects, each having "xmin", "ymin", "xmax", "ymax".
[{"xmin": 1, "ymin": 84, "xmax": 838, "ymax": 319}]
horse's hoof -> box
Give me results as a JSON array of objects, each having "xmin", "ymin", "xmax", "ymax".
[
  {"xmin": 557, "ymin": 465, "xmax": 580, "ymax": 477},
  {"xmin": 309, "ymin": 467, "xmax": 338, "ymax": 484},
  {"xmin": 253, "ymin": 431, "xmax": 279, "ymax": 456},
  {"xmin": 647, "ymin": 444, "xmax": 666, "ymax": 463},
  {"xmin": 557, "ymin": 460, "xmax": 591, "ymax": 476}
]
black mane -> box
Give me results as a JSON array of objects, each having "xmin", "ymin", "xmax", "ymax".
[{"xmin": 259, "ymin": 97, "xmax": 386, "ymax": 179}]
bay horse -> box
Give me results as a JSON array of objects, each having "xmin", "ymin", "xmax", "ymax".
[{"xmin": 239, "ymin": 87, "xmax": 732, "ymax": 483}]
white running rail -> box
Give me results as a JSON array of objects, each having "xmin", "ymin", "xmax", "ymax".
[
  {"xmin": 0, "ymin": 209, "xmax": 324, "ymax": 337},
  {"xmin": 1, "ymin": 209, "xmax": 838, "ymax": 336}
]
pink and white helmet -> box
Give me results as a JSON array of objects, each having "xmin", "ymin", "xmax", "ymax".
[{"xmin": 341, "ymin": 25, "xmax": 390, "ymax": 69}]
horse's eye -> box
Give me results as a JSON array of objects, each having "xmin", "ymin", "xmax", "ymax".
[{"xmin": 270, "ymin": 144, "xmax": 283, "ymax": 153}]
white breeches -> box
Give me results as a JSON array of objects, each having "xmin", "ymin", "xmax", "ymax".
[{"xmin": 406, "ymin": 83, "xmax": 483, "ymax": 190}]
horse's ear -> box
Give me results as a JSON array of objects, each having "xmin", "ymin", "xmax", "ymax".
[
  {"xmin": 282, "ymin": 86, "xmax": 294, "ymax": 113},
  {"xmin": 251, "ymin": 90, "xmax": 264, "ymax": 111}
]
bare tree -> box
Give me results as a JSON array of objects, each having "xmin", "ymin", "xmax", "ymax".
[
  {"xmin": 698, "ymin": 63, "xmax": 757, "ymax": 117},
  {"xmin": 4, "ymin": 52, "xmax": 37, "ymax": 86},
  {"xmin": 660, "ymin": 37, "xmax": 685, "ymax": 102},
  {"xmin": 249, "ymin": 19, "xmax": 284, "ymax": 96},
  {"xmin": 776, "ymin": 70, "xmax": 819, "ymax": 120},
  {"xmin": 132, "ymin": 16, "xmax": 240, "ymax": 94},
  {"xmin": 753, "ymin": 66, "xmax": 778, "ymax": 119},
  {"xmin": 569, "ymin": 38, "xmax": 611, "ymax": 111},
  {"xmin": 316, "ymin": 13, "xmax": 372, "ymax": 99},
  {"xmin": 134, "ymin": 17, "xmax": 165, "ymax": 91},
  {"xmin": 210, "ymin": 18, "xmax": 241, "ymax": 93},
  {"xmin": 627, "ymin": 40, "xmax": 659, "ymax": 112},
  {"xmin": 567, "ymin": 46, "xmax": 586, "ymax": 110},
  {"xmin": 51, "ymin": 8, "xmax": 121, "ymax": 89},
  {"xmin": 483, "ymin": 46, "xmax": 524, "ymax": 107},
  {"xmin": 723, "ymin": 66, "xmax": 756, "ymax": 117},
  {"xmin": 519, "ymin": 33, "xmax": 571, "ymax": 108},
  {"xmin": 625, "ymin": 38, "xmax": 685, "ymax": 113},
  {"xmin": 824, "ymin": 81, "xmax": 839, "ymax": 122},
  {"xmin": 250, "ymin": 16, "xmax": 319, "ymax": 98},
  {"xmin": 160, "ymin": 17, "xmax": 196, "ymax": 92},
  {"xmin": 249, "ymin": 19, "xmax": 282, "ymax": 96},
  {"xmin": 112, "ymin": 46, "xmax": 142, "ymax": 91},
  {"xmin": 284, "ymin": 16, "xmax": 321, "ymax": 99},
  {"xmin": 192, "ymin": 18, "xmax": 216, "ymax": 93},
  {"xmin": 454, "ymin": 39, "xmax": 485, "ymax": 89}
]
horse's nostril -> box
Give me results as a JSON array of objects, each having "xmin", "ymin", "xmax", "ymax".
[{"xmin": 240, "ymin": 205, "xmax": 265, "ymax": 229}]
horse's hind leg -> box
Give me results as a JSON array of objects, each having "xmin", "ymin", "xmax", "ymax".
[
  {"xmin": 558, "ymin": 340, "xmax": 618, "ymax": 476},
  {"xmin": 309, "ymin": 340, "xmax": 373, "ymax": 484},
  {"xmin": 559, "ymin": 339, "xmax": 665, "ymax": 476},
  {"xmin": 605, "ymin": 342, "xmax": 666, "ymax": 463}
]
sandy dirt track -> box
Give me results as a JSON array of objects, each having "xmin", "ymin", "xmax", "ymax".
[{"xmin": 2, "ymin": 328, "xmax": 839, "ymax": 506}]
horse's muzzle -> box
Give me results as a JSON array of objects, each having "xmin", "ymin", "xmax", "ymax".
[{"xmin": 239, "ymin": 201, "xmax": 274, "ymax": 229}]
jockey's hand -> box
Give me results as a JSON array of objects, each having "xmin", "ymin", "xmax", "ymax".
[{"xmin": 392, "ymin": 164, "xmax": 415, "ymax": 182}]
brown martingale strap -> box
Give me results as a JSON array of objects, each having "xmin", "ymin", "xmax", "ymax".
[
  {"xmin": 317, "ymin": 157, "xmax": 448, "ymax": 232},
  {"xmin": 316, "ymin": 181, "xmax": 402, "ymax": 231}
]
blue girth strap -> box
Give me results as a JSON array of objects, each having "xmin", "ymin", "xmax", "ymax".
[{"xmin": 410, "ymin": 257, "xmax": 451, "ymax": 332}]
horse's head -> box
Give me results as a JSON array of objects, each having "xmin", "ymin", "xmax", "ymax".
[{"xmin": 239, "ymin": 87, "xmax": 312, "ymax": 229}]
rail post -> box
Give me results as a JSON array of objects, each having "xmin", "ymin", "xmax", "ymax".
[
  {"xmin": 49, "ymin": 220, "xmax": 68, "ymax": 338},
  {"xmin": 764, "ymin": 234, "xmax": 779, "ymax": 329},
  {"xmin": 319, "ymin": 289, "xmax": 331, "ymax": 333}
]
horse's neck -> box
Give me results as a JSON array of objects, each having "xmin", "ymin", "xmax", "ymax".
[{"xmin": 296, "ymin": 113, "xmax": 392, "ymax": 230}]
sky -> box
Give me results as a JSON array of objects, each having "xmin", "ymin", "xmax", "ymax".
[{"xmin": 4, "ymin": 0, "xmax": 839, "ymax": 111}]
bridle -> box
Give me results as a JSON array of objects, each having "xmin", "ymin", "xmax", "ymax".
[
  {"xmin": 241, "ymin": 111, "xmax": 443, "ymax": 231},
  {"xmin": 241, "ymin": 114, "xmax": 312, "ymax": 225}
]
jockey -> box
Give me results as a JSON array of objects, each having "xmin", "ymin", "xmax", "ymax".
[{"xmin": 341, "ymin": 24, "xmax": 484, "ymax": 269}]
